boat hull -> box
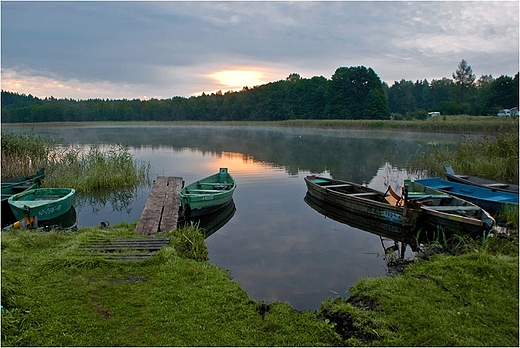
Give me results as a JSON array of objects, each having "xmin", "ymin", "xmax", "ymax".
[
  {"xmin": 407, "ymin": 180, "xmax": 495, "ymax": 236},
  {"xmin": 304, "ymin": 176, "xmax": 421, "ymax": 228},
  {"xmin": 444, "ymin": 165, "xmax": 519, "ymax": 194},
  {"xmin": 8, "ymin": 188, "xmax": 76, "ymax": 221},
  {"xmin": 2, "ymin": 168, "xmax": 45, "ymax": 227},
  {"xmin": 179, "ymin": 168, "xmax": 236, "ymax": 218},
  {"xmin": 416, "ymin": 177, "xmax": 518, "ymax": 214}
]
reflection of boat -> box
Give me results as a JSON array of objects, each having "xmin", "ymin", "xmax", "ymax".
[
  {"xmin": 416, "ymin": 177, "xmax": 518, "ymax": 214},
  {"xmin": 179, "ymin": 168, "xmax": 236, "ymax": 217},
  {"xmin": 304, "ymin": 175, "xmax": 422, "ymax": 228},
  {"xmin": 444, "ymin": 165, "xmax": 519, "ymax": 194},
  {"xmin": 179, "ymin": 200, "xmax": 236, "ymax": 238},
  {"xmin": 405, "ymin": 180, "xmax": 495, "ymax": 236},
  {"xmin": 8, "ymin": 188, "xmax": 76, "ymax": 221},
  {"xmin": 2, "ymin": 168, "xmax": 45, "ymax": 227},
  {"xmin": 304, "ymin": 193, "xmax": 419, "ymax": 250}
]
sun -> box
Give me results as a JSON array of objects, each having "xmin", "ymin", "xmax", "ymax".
[{"xmin": 208, "ymin": 69, "xmax": 266, "ymax": 91}]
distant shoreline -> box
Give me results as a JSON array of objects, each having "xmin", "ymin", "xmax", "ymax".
[{"xmin": 2, "ymin": 116, "xmax": 518, "ymax": 135}]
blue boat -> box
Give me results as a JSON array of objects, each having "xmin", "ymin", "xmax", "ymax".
[{"xmin": 415, "ymin": 177, "xmax": 518, "ymax": 214}]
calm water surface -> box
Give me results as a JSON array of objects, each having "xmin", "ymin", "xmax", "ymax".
[{"xmin": 4, "ymin": 125, "xmax": 461, "ymax": 310}]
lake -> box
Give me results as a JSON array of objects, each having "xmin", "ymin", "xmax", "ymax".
[{"xmin": 3, "ymin": 124, "xmax": 462, "ymax": 311}]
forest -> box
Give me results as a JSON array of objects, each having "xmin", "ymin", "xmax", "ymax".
[{"xmin": 1, "ymin": 60, "xmax": 519, "ymax": 123}]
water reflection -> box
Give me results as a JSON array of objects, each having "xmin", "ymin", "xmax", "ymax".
[
  {"xmin": 304, "ymin": 193, "xmax": 419, "ymax": 251},
  {"xmin": 304, "ymin": 193, "xmax": 417, "ymax": 275},
  {"xmin": 179, "ymin": 200, "xmax": 236, "ymax": 238}
]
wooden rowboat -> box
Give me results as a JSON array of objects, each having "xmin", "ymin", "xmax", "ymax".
[
  {"xmin": 179, "ymin": 168, "xmax": 236, "ymax": 218},
  {"xmin": 8, "ymin": 188, "xmax": 76, "ymax": 221},
  {"xmin": 405, "ymin": 180, "xmax": 495, "ymax": 236},
  {"xmin": 305, "ymin": 175, "xmax": 495, "ymax": 236},
  {"xmin": 415, "ymin": 177, "xmax": 518, "ymax": 214},
  {"xmin": 444, "ymin": 165, "xmax": 519, "ymax": 194},
  {"xmin": 304, "ymin": 176, "xmax": 422, "ymax": 228},
  {"xmin": 2, "ymin": 168, "xmax": 45, "ymax": 228}
]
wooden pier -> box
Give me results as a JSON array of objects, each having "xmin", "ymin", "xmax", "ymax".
[{"xmin": 134, "ymin": 176, "xmax": 184, "ymax": 236}]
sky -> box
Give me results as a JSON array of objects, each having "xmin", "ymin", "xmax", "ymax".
[{"xmin": 1, "ymin": 1, "xmax": 519, "ymax": 100}]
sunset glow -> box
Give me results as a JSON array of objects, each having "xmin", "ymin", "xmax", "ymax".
[{"xmin": 208, "ymin": 69, "xmax": 267, "ymax": 90}]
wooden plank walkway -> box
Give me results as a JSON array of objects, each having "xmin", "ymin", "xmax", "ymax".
[
  {"xmin": 80, "ymin": 237, "xmax": 171, "ymax": 262},
  {"xmin": 134, "ymin": 176, "xmax": 184, "ymax": 235}
]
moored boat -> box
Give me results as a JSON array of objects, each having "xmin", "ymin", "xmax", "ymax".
[
  {"xmin": 2, "ymin": 168, "xmax": 45, "ymax": 228},
  {"xmin": 8, "ymin": 187, "xmax": 76, "ymax": 221},
  {"xmin": 405, "ymin": 180, "xmax": 495, "ymax": 236},
  {"xmin": 304, "ymin": 175, "xmax": 422, "ymax": 228},
  {"xmin": 415, "ymin": 177, "xmax": 518, "ymax": 214},
  {"xmin": 179, "ymin": 168, "xmax": 236, "ymax": 218},
  {"xmin": 444, "ymin": 165, "xmax": 519, "ymax": 194}
]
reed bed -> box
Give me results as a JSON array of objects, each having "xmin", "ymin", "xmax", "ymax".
[
  {"xmin": 409, "ymin": 131, "xmax": 519, "ymax": 183},
  {"xmin": 1, "ymin": 132, "xmax": 151, "ymax": 193},
  {"xmin": 275, "ymin": 115, "xmax": 519, "ymax": 134},
  {"xmin": 42, "ymin": 144, "xmax": 151, "ymax": 193},
  {"xmin": 1, "ymin": 132, "xmax": 57, "ymax": 179}
]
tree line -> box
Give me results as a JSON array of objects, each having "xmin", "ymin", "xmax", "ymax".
[{"xmin": 2, "ymin": 60, "xmax": 518, "ymax": 123}]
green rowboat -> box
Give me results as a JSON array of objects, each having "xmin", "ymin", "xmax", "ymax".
[
  {"xmin": 2, "ymin": 168, "xmax": 45, "ymax": 228},
  {"xmin": 179, "ymin": 168, "xmax": 236, "ymax": 217},
  {"xmin": 8, "ymin": 188, "xmax": 76, "ymax": 221}
]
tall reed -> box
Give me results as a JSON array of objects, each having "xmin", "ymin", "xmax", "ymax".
[
  {"xmin": 409, "ymin": 131, "xmax": 519, "ymax": 183},
  {"xmin": 1, "ymin": 132, "xmax": 57, "ymax": 179},
  {"xmin": 1, "ymin": 132, "xmax": 151, "ymax": 193}
]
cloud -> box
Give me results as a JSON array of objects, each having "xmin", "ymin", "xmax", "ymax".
[{"xmin": 1, "ymin": 1, "xmax": 518, "ymax": 99}]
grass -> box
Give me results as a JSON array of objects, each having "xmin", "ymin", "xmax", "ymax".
[
  {"xmin": 318, "ymin": 251, "xmax": 518, "ymax": 346},
  {"xmin": 0, "ymin": 132, "xmax": 57, "ymax": 179},
  {"xmin": 410, "ymin": 131, "xmax": 519, "ymax": 182},
  {"xmin": 1, "ymin": 132, "xmax": 151, "ymax": 193},
  {"xmin": 1, "ymin": 224, "xmax": 342, "ymax": 347},
  {"xmin": 2, "ymin": 224, "xmax": 517, "ymax": 346}
]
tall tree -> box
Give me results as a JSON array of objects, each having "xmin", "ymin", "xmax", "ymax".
[
  {"xmin": 452, "ymin": 59, "xmax": 476, "ymax": 103},
  {"xmin": 326, "ymin": 66, "xmax": 389, "ymax": 119}
]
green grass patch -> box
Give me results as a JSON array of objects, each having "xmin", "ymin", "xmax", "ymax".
[
  {"xmin": 318, "ymin": 252, "xmax": 519, "ymax": 346},
  {"xmin": 1, "ymin": 224, "xmax": 342, "ymax": 346}
]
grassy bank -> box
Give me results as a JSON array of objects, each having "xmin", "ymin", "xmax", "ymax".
[
  {"xmin": 1, "ymin": 225, "xmax": 342, "ymax": 346},
  {"xmin": 3, "ymin": 115, "xmax": 519, "ymax": 134},
  {"xmin": 2, "ymin": 224, "xmax": 518, "ymax": 346},
  {"xmin": 319, "ymin": 249, "xmax": 518, "ymax": 346}
]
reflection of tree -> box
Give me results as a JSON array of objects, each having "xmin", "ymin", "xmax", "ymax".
[{"xmin": 28, "ymin": 126, "xmax": 457, "ymax": 185}]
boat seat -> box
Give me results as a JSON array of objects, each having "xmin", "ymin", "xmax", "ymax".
[
  {"xmin": 186, "ymin": 189, "xmax": 222, "ymax": 193},
  {"xmin": 385, "ymin": 195, "xmax": 399, "ymax": 206},
  {"xmin": 386, "ymin": 186, "xmax": 403, "ymax": 206},
  {"xmin": 408, "ymin": 193, "xmax": 452, "ymax": 199},
  {"xmin": 324, "ymin": 184, "xmax": 353, "ymax": 189},
  {"xmin": 346, "ymin": 192, "xmax": 378, "ymax": 197},
  {"xmin": 425, "ymin": 206, "xmax": 480, "ymax": 211},
  {"xmin": 484, "ymin": 183, "xmax": 509, "ymax": 188}
]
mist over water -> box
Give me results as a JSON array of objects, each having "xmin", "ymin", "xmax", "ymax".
[{"xmin": 4, "ymin": 124, "xmax": 461, "ymax": 310}]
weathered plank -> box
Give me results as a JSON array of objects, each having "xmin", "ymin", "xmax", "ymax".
[
  {"xmin": 80, "ymin": 237, "xmax": 171, "ymax": 262},
  {"xmin": 134, "ymin": 176, "xmax": 183, "ymax": 235}
]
